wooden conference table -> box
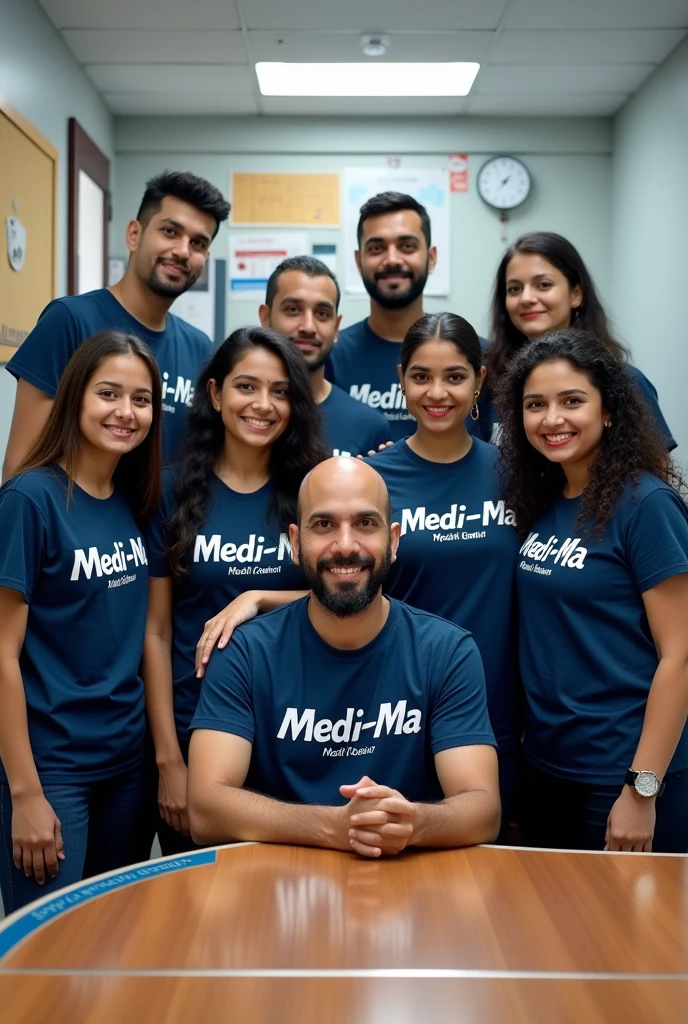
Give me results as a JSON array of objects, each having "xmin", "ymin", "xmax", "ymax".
[{"xmin": 0, "ymin": 842, "xmax": 686, "ymax": 1023}]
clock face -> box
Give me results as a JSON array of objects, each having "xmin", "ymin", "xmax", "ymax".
[{"xmin": 477, "ymin": 156, "xmax": 531, "ymax": 210}]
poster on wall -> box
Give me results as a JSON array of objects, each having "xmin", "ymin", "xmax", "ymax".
[
  {"xmin": 342, "ymin": 167, "xmax": 450, "ymax": 296},
  {"xmin": 229, "ymin": 232, "xmax": 309, "ymax": 300},
  {"xmin": 171, "ymin": 258, "xmax": 216, "ymax": 338}
]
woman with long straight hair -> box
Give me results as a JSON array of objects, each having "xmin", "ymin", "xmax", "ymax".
[
  {"xmin": 0, "ymin": 330, "xmax": 161, "ymax": 911},
  {"xmin": 483, "ymin": 232, "xmax": 674, "ymax": 448},
  {"xmin": 362, "ymin": 312, "xmax": 520, "ymax": 836},
  {"xmin": 495, "ymin": 329, "xmax": 688, "ymax": 852},
  {"xmin": 143, "ymin": 326, "xmax": 328, "ymax": 854}
]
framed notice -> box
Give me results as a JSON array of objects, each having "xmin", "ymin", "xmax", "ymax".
[{"xmin": 231, "ymin": 173, "xmax": 340, "ymax": 227}]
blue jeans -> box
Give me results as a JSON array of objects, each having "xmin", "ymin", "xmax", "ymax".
[{"xmin": 0, "ymin": 767, "xmax": 146, "ymax": 914}]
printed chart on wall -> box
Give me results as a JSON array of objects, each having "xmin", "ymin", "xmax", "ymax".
[
  {"xmin": 343, "ymin": 167, "xmax": 450, "ymax": 296},
  {"xmin": 229, "ymin": 232, "xmax": 309, "ymax": 300},
  {"xmin": 231, "ymin": 173, "xmax": 340, "ymax": 227}
]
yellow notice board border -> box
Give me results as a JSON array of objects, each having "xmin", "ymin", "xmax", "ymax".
[
  {"xmin": 0, "ymin": 96, "xmax": 58, "ymax": 363},
  {"xmin": 231, "ymin": 172, "xmax": 340, "ymax": 227}
]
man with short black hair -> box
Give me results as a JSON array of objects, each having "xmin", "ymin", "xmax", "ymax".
[
  {"xmin": 326, "ymin": 192, "xmax": 438, "ymax": 442},
  {"xmin": 260, "ymin": 255, "xmax": 389, "ymax": 457},
  {"xmin": 3, "ymin": 170, "xmax": 230, "ymax": 475},
  {"xmin": 188, "ymin": 457, "xmax": 500, "ymax": 856}
]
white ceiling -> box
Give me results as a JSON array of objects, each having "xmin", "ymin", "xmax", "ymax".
[{"xmin": 40, "ymin": 0, "xmax": 688, "ymax": 117}]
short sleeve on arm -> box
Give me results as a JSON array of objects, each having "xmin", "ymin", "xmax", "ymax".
[
  {"xmin": 6, "ymin": 301, "xmax": 81, "ymax": 397},
  {"xmin": 430, "ymin": 634, "xmax": 496, "ymax": 755},
  {"xmin": 626, "ymin": 488, "xmax": 688, "ymax": 593},
  {"xmin": 0, "ymin": 490, "xmax": 47, "ymax": 602},
  {"xmin": 630, "ymin": 367, "xmax": 677, "ymax": 452},
  {"xmin": 190, "ymin": 629, "xmax": 255, "ymax": 744}
]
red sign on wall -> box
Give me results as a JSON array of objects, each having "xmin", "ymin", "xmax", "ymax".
[{"xmin": 448, "ymin": 153, "xmax": 469, "ymax": 193}]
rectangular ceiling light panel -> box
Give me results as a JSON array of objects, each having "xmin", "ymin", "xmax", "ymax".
[{"xmin": 256, "ymin": 62, "xmax": 480, "ymax": 96}]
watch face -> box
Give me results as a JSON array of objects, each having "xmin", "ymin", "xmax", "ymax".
[
  {"xmin": 477, "ymin": 156, "xmax": 531, "ymax": 210},
  {"xmin": 635, "ymin": 771, "xmax": 660, "ymax": 797}
]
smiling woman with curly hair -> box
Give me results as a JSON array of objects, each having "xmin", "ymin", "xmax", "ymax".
[{"xmin": 493, "ymin": 328, "xmax": 688, "ymax": 855}]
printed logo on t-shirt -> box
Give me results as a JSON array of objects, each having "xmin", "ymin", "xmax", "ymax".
[
  {"xmin": 277, "ymin": 699, "xmax": 422, "ymax": 759},
  {"xmin": 71, "ymin": 536, "xmax": 147, "ymax": 587},
  {"xmin": 194, "ymin": 532, "xmax": 293, "ymax": 576},
  {"xmin": 161, "ymin": 370, "xmax": 195, "ymax": 414},
  {"xmin": 349, "ymin": 383, "xmax": 414, "ymax": 423},
  {"xmin": 332, "ymin": 448, "xmax": 353, "ymax": 458},
  {"xmin": 518, "ymin": 532, "xmax": 588, "ymax": 575},
  {"xmin": 400, "ymin": 500, "xmax": 516, "ymax": 541}
]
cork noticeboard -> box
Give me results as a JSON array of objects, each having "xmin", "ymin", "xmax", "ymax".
[
  {"xmin": 0, "ymin": 97, "xmax": 58, "ymax": 363},
  {"xmin": 231, "ymin": 172, "xmax": 340, "ymax": 226}
]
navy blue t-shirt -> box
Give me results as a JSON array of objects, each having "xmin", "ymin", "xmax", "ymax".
[
  {"xmin": 0, "ymin": 467, "xmax": 148, "ymax": 782},
  {"xmin": 327, "ymin": 319, "xmax": 486, "ymax": 444},
  {"xmin": 147, "ymin": 470, "xmax": 305, "ymax": 741},
  {"xmin": 6, "ymin": 288, "xmax": 212, "ymax": 465},
  {"xmin": 365, "ymin": 438, "xmax": 520, "ymax": 751},
  {"xmin": 191, "ymin": 597, "xmax": 495, "ymax": 805},
  {"xmin": 320, "ymin": 383, "xmax": 390, "ymax": 457},
  {"xmin": 482, "ymin": 365, "xmax": 675, "ymax": 450},
  {"xmin": 517, "ymin": 474, "xmax": 688, "ymax": 784}
]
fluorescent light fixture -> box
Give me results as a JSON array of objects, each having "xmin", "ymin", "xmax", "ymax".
[{"xmin": 255, "ymin": 62, "xmax": 480, "ymax": 97}]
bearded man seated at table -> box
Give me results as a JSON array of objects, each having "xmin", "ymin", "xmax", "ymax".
[{"xmin": 188, "ymin": 458, "xmax": 500, "ymax": 858}]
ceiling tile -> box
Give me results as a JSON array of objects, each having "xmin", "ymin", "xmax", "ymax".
[
  {"xmin": 248, "ymin": 30, "xmax": 493, "ymax": 63},
  {"xmin": 243, "ymin": 0, "xmax": 509, "ymax": 31},
  {"xmin": 87, "ymin": 63, "xmax": 254, "ymax": 95},
  {"xmin": 476, "ymin": 63, "xmax": 656, "ymax": 94},
  {"xmin": 467, "ymin": 93, "xmax": 628, "ymax": 116},
  {"xmin": 62, "ymin": 29, "xmax": 247, "ymax": 64},
  {"xmin": 260, "ymin": 96, "xmax": 469, "ymax": 116},
  {"xmin": 39, "ymin": 0, "xmax": 240, "ymax": 30},
  {"xmin": 103, "ymin": 92, "xmax": 260, "ymax": 115},
  {"xmin": 509, "ymin": 0, "xmax": 688, "ymax": 30},
  {"xmin": 492, "ymin": 29, "xmax": 686, "ymax": 64}
]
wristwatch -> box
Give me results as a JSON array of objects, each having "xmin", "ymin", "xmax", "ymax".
[{"xmin": 625, "ymin": 769, "xmax": 665, "ymax": 798}]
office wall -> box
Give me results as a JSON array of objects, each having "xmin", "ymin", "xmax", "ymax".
[
  {"xmin": 611, "ymin": 34, "xmax": 688, "ymax": 458},
  {"xmin": 0, "ymin": 0, "xmax": 114, "ymax": 465},
  {"xmin": 113, "ymin": 116, "xmax": 613, "ymax": 340}
]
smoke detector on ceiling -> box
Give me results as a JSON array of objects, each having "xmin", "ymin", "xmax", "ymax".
[{"xmin": 360, "ymin": 34, "xmax": 390, "ymax": 58}]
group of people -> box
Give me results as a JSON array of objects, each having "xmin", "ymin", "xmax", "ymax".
[{"xmin": 0, "ymin": 170, "xmax": 686, "ymax": 915}]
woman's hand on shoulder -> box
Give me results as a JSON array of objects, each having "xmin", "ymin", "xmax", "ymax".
[
  {"xmin": 356, "ymin": 442, "xmax": 394, "ymax": 460},
  {"xmin": 195, "ymin": 591, "xmax": 262, "ymax": 678}
]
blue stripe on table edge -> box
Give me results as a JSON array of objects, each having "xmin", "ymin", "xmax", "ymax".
[{"xmin": 0, "ymin": 848, "xmax": 217, "ymax": 962}]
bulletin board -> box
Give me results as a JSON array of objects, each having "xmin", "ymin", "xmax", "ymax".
[
  {"xmin": 0, "ymin": 96, "xmax": 58, "ymax": 363},
  {"xmin": 231, "ymin": 172, "xmax": 340, "ymax": 227}
]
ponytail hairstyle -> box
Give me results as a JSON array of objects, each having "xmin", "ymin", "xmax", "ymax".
[
  {"xmin": 166, "ymin": 326, "xmax": 328, "ymax": 577},
  {"xmin": 16, "ymin": 330, "xmax": 162, "ymax": 522},
  {"xmin": 487, "ymin": 231, "xmax": 628, "ymax": 384},
  {"xmin": 493, "ymin": 329, "xmax": 684, "ymax": 539}
]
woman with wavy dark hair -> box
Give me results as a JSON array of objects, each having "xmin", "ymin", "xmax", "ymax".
[
  {"xmin": 494, "ymin": 329, "xmax": 688, "ymax": 853},
  {"xmin": 0, "ymin": 330, "xmax": 161, "ymax": 911},
  {"xmin": 143, "ymin": 326, "xmax": 328, "ymax": 853},
  {"xmin": 358, "ymin": 312, "xmax": 520, "ymax": 837},
  {"xmin": 483, "ymin": 232, "xmax": 674, "ymax": 450}
]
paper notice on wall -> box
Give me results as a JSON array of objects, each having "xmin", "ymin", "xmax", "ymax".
[
  {"xmin": 229, "ymin": 232, "xmax": 310, "ymax": 301},
  {"xmin": 342, "ymin": 167, "xmax": 450, "ymax": 296},
  {"xmin": 171, "ymin": 259, "xmax": 216, "ymax": 338},
  {"xmin": 312, "ymin": 243, "xmax": 337, "ymax": 275},
  {"xmin": 448, "ymin": 153, "xmax": 469, "ymax": 193}
]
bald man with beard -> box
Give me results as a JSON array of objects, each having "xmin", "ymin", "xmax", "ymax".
[{"xmin": 188, "ymin": 458, "xmax": 500, "ymax": 857}]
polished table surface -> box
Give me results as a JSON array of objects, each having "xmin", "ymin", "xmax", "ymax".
[{"xmin": 1, "ymin": 842, "xmax": 687, "ymax": 1022}]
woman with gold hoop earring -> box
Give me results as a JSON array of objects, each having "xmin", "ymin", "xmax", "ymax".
[{"xmin": 363, "ymin": 311, "xmax": 521, "ymax": 840}]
